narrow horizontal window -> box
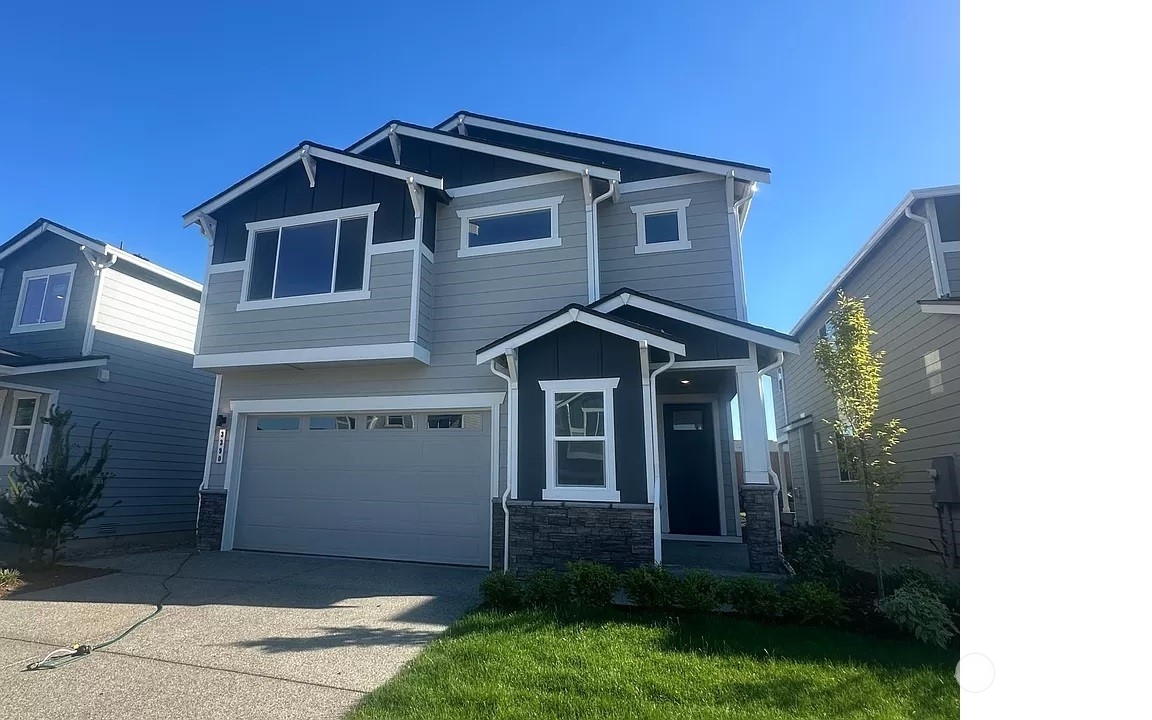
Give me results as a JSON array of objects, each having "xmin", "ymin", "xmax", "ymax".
[
  {"xmin": 367, "ymin": 414, "xmax": 413, "ymax": 430},
  {"xmin": 672, "ymin": 410, "xmax": 704, "ymax": 431},
  {"xmin": 457, "ymin": 196, "xmax": 563, "ymax": 257},
  {"xmin": 427, "ymin": 413, "xmax": 483, "ymax": 430},
  {"xmin": 309, "ymin": 415, "xmax": 356, "ymax": 431},
  {"xmin": 255, "ymin": 417, "xmax": 301, "ymax": 431},
  {"xmin": 469, "ymin": 209, "xmax": 551, "ymax": 248}
]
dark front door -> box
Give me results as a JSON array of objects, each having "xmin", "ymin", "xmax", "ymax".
[{"xmin": 663, "ymin": 403, "xmax": 721, "ymax": 535}]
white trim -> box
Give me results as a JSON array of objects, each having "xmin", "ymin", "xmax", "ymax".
[
  {"xmin": 368, "ymin": 239, "xmax": 418, "ymax": 255},
  {"xmin": 193, "ymin": 342, "xmax": 430, "ymax": 369},
  {"xmin": 303, "ymin": 145, "xmax": 444, "ymax": 189},
  {"xmin": 3, "ymin": 391, "xmax": 42, "ymax": 463},
  {"xmin": 790, "ymin": 185, "xmax": 960, "ymax": 334},
  {"xmin": 924, "ymin": 198, "xmax": 953, "ymax": 297},
  {"xmin": 408, "ymin": 184, "xmax": 424, "ymax": 343},
  {"xmin": 489, "ymin": 400, "xmax": 502, "ymax": 500},
  {"xmin": 0, "ymin": 357, "xmax": 108, "ymax": 377},
  {"xmin": 476, "ymin": 306, "xmax": 686, "ymax": 365},
  {"xmin": 939, "ymin": 241, "xmax": 960, "ymax": 252},
  {"xmin": 736, "ymin": 367, "xmax": 771, "ymax": 487},
  {"xmin": 236, "ymin": 290, "xmax": 370, "ymax": 312},
  {"xmin": 657, "ymin": 395, "xmax": 730, "ymax": 536},
  {"xmin": 184, "ymin": 153, "xmax": 300, "ymax": 227},
  {"xmin": 920, "ymin": 302, "xmax": 961, "ymax": 315},
  {"xmin": 200, "ymin": 373, "xmax": 223, "ymax": 490},
  {"xmin": 81, "ymin": 263, "xmax": 106, "ymax": 356},
  {"xmin": 619, "ymin": 173, "xmax": 717, "ymax": 194},
  {"xmin": 593, "ymin": 292, "xmax": 799, "ymax": 355},
  {"xmin": 456, "ymin": 196, "xmax": 564, "ymax": 258},
  {"xmin": 670, "ymin": 358, "xmax": 755, "ymax": 370},
  {"xmin": 725, "ymin": 175, "xmax": 750, "ymax": 322},
  {"xmin": 420, "ymin": 244, "xmax": 434, "ymax": 263},
  {"xmin": 229, "ymin": 392, "xmax": 506, "ymax": 416},
  {"xmin": 440, "ymin": 115, "xmax": 771, "ymax": 184},
  {"xmin": 640, "ymin": 346, "xmax": 655, "ymax": 504},
  {"xmin": 352, "ymin": 123, "xmax": 621, "ymax": 181},
  {"xmin": 446, "ymin": 171, "xmax": 576, "ymax": 198},
  {"xmin": 632, "ymin": 198, "xmax": 691, "ymax": 254},
  {"xmin": 0, "ymin": 225, "xmax": 102, "ymax": 261},
  {"xmin": 244, "ymin": 203, "xmax": 381, "ymax": 233},
  {"xmin": 207, "ymin": 261, "xmax": 247, "ymax": 274},
  {"xmin": 539, "ymin": 377, "xmax": 620, "ymax": 503},
  {"xmin": 10, "ymin": 263, "xmax": 77, "ymax": 334}
]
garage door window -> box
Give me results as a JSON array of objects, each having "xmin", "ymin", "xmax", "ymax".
[
  {"xmin": 428, "ymin": 413, "xmax": 482, "ymax": 430},
  {"xmin": 309, "ymin": 416, "xmax": 356, "ymax": 430},
  {"xmin": 367, "ymin": 414, "xmax": 413, "ymax": 430},
  {"xmin": 255, "ymin": 417, "xmax": 300, "ymax": 431},
  {"xmin": 538, "ymin": 378, "xmax": 620, "ymax": 502}
]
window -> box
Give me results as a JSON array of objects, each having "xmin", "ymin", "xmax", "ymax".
[
  {"xmin": 240, "ymin": 204, "xmax": 377, "ymax": 310},
  {"xmin": 4, "ymin": 393, "xmax": 40, "ymax": 460},
  {"xmin": 631, "ymin": 199, "xmax": 691, "ymax": 254},
  {"xmin": 427, "ymin": 413, "xmax": 482, "ymax": 430},
  {"xmin": 12, "ymin": 264, "xmax": 75, "ymax": 333},
  {"xmin": 539, "ymin": 378, "xmax": 619, "ymax": 501},
  {"xmin": 255, "ymin": 416, "xmax": 301, "ymax": 431},
  {"xmin": 457, "ymin": 196, "xmax": 564, "ymax": 258},
  {"xmin": 367, "ymin": 414, "xmax": 413, "ymax": 430},
  {"xmin": 672, "ymin": 410, "xmax": 704, "ymax": 431},
  {"xmin": 309, "ymin": 415, "xmax": 356, "ymax": 430}
]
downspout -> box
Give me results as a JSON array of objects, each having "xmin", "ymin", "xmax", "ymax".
[
  {"xmin": 757, "ymin": 350, "xmax": 787, "ymax": 562},
  {"xmin": 584, "ymin": 172, "xmax": 616, "ymax": 303},
  {"xmin": 648, "ymin": 351, "xmax": 676, "ymax": 564},
  {"xmin": 905, "ymin": 204, "xmax": 946, "ymax": 298},
  {"xmin": 725, "ymin": 174, "xmax": 756, "ymax": 321},
  {"xmin": 489, "ymin": 355, "xmax": 517, "ymax": 572}
]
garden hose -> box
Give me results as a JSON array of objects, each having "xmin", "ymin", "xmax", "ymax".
[{"xmin": 24, "ymin": 549, "xmax": 198, "ymax": 671}]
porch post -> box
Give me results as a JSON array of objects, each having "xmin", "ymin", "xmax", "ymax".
[{"xmin": 736, "ymin": 363, "xmax": 785, "ymax": 573}]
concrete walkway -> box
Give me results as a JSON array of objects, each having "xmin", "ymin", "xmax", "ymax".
[{"xmin": 1, "ymin": 549, "xmax": 485, "ymax": 719}]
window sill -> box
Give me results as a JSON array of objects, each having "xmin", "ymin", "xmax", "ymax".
[
  {"xmin": 8, "ymin": 321, "xmax": 66, "ymax": 334},
  {"xmin": 236, "ymin": 290, "xmax": 370, "ymax": 312},
  {"xmin": 542, "ymin": 487, "xmax": 621, "ymax": 502},
  {"xmin": 457, "ymin": 237, "xmax": 562, "ymax": 258},
  {"xmin": 635, "ymin": 240, "xmax": 692, "ymax": 255}
]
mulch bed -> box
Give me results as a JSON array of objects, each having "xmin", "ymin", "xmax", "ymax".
[{"xmin": 0, "ymin": 565, "xmax": 117, "ymax": 599}]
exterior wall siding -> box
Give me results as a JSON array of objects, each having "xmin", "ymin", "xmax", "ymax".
[
  {"xmin": 599, "ymin": 178, "xmax": 738, "ymax": 318},
  {"xmin": 95, "ymin": 267, "xmax": 199, "ymax": 354},
  {"xmin": 775, "ymin": 215, "xmax": 960, "ymax": 553},
  {"xmin": 0, "ymin": 231, "xmax": 94, "ymax": 356}
]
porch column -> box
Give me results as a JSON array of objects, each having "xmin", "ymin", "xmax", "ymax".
[{"xmin": 736, "ymin": 366, "xmax": 785, "ymax": 573}]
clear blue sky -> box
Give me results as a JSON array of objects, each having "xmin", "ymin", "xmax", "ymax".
[{"xmin": 0, "ymin": 1, "xmax": 957, "ymax": 433}]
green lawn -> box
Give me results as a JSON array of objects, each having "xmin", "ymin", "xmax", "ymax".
[{"xmin": 347, "ymin": 608, "xmax": 959, "ymax": 720}]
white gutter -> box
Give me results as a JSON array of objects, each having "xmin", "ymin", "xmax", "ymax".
[
  {"xmin": 904, "ymin": 204, "xmax": 947, "ymax": 298},
  {"xmin": 489, "ymin": 354, "xmax": 517, "ymax": 572},
  {"xmin": 648, "ymin": 350, "xmax": 677, "ymax": 564}
]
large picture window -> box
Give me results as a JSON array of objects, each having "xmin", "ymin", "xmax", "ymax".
[
  {"xmin": 11, "ymin": 264, "xmax": 75, "ymax": 333},
  {"xmin": 539, "ymin": 378, "xmax": 620, "ymax": 502},
  {"xmin": 457, "ymin": 196, "xmax": 563, "ymax": 258},
  {"xmin": 240, "ymin": 204, "xmax": 378, "ymax": 310}
]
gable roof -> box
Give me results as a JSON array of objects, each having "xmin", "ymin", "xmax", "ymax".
[
  {"xmin": 434, "ymin": 111, "xmax": 772, "ymax": 184},
  {"xmin": 346, "ymin": 121, "xmax": 622, "ymax": 182},
  {"xmin": 0, "ymin": 219, "xmax": 202, "ymax": 293},
  {"xmin": 0, "ymin": 347, "xmax": 109, "ymax": 376},
  {"xmin": 590, "ymin": 288, "xmax": 799, "ymax": 355},
  {"xmin": 475, "ymin": 304, "xmax": 685, "ymax": 365},
  {"xmin": 182, "ymin": 141, "xmax": 447, "ymax": 225},
  {"xmin": 790, "ymin": 185, "xmax": 960, "ymax": 334}
]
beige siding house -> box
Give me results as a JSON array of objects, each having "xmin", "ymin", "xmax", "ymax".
[{"xmin": 774, "ymin": 186, "xmax": 960, "ymax": 560}]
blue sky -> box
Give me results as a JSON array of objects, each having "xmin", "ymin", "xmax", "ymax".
[{"xmin": 0, "ymin": 1, "xmax": 957, "ymax": 435}]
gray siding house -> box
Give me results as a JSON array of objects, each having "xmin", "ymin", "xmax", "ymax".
[
  {"xmin": 774, "ymin": 186, "xmax": 960, "ymax": 561},
  {"xmin": 186, "ymin": 112, "xmax": 798, "ymax": 573},
  {"xmin": 0, "ymin": 219, "xmax": 216, "ymax": 547}
]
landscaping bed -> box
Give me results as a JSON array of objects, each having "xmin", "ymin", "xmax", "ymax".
[{"xmin": 0, "ymin": 564, "xmax": 116, "ymax": 599}]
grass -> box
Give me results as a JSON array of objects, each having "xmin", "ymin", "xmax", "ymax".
[{"xmin": 347, "ymin": 607, "xmax": 959, "ymax": 720}]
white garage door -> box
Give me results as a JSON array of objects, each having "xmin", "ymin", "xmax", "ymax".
[{"xmin": 232, "ymin": 410, "xmax": 491, "ymax": 566}]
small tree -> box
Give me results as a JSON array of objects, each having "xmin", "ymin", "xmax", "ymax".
[
  {"xmin": 0, "ymin": 406, "xmax": 116, "ymax": 566},
  {"xmin": 814, "ymin": 292, "xmax": 906, "ymax": 596}
]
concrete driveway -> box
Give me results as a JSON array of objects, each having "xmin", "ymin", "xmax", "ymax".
[{"xmin": 1, "ymin": 549, "xmax": 485, "ymax": 719}]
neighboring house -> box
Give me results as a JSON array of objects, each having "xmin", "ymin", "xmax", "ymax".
[
  {"xmin": 186, "ymin": 110, "xmax": 798, "ymax": 573},
  {"xmin": 774, "ymin": 186, "xmax": 960, "ymax": 561},
  {"xmin": 0, "ymin": 219, "xmax": 216, "ymax": 548}
]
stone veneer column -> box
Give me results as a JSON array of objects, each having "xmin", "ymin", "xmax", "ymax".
[
  {"xmin": 741, "ymin": 485, "xmax": 785, "ymax": 573},
  {"xmin": 196, "ymin": 489, "xmax": 227, "ymax": 551}
]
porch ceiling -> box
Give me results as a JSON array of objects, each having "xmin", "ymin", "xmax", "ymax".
[{"xmin": 656, "ymin": 368, "xmax": 734, "ymax": 396}]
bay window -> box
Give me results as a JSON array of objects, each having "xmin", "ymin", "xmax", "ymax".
[{"xmin": 539, "ymin": 378, "xmax": 620, "ymax": 501}]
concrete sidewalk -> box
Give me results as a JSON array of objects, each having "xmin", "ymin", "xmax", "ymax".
[{"xmin": 1, "ymin": 549, "xmax": 485, "ymax": 719}]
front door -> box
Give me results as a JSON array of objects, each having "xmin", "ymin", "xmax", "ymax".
[{"xmin": 663, "ymin": 403, "xmax": 721, "ymax": 535}]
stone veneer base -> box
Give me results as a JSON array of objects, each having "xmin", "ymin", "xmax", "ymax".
[{"xmin": 492, "ymin": 499, "xmax": 655, "ymax": 573}]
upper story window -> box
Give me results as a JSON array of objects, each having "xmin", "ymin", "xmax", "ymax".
[
  {"xmin": 239, "ymin": 204, "xmax": 378, "ymax": 311},
  {"xmin": 539, "ymin": 378, "xmax": 620, "ymax": 502},
  {"xmin": 631, "ymin": 199, "xmax": 691, "ymax": 254},
  {"xmin": 11, "ymin": 264, "xmax": 76, "ymax": 334},
  {"xmin": 457, "ymin": 196, "xmax": 564, "ymax": 258}
]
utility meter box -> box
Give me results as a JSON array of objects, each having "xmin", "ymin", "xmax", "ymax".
[{"xmin": 931, "ymin": 455, "xmax": 960, "ymax": 505}]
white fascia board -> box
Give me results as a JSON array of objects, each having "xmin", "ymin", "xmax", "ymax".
[
  {"xmin": 182, "ymin": 153, "xmax": 300, "ymax": 225},
  {"xmin": 382, "ymin": 125, "xmax": 621, "ymax": 182},
  {"xmin": 303, "ymin": 146, "xmax": 444, "ymax": 189},
  {"xmin": 447, "ymin": 171, "xmax": 577, "ymax": 198},
  {"xmin": 0, "ymin": 222, "xmax": 101, "ymax": 262},
  {"xmin": 920, "ymin": 302, "xmax": 960, "ymax": 315},
  {"xmin": 618, "ymin": 173, "xmax": 718, "ymax": 194},
  {"xmin": 594, "ymin": 294, "xmax": 799, "ymax": 355},
  {"xmin": 790, "ymin": 184, "xmax": 960, "ymax": 334},
  {"xmin": 229, "ymin": 391, "xmax": 506, "ymax": 415},
  {"xmin": 475, "ymin": 308, "xmax": 685, "ymax": 365},
  {"xmin": 450, "ymin": 115, "xmax": 772, "ymax": 184},
  {"xmin": 0, "ymin": 357, "xmax": 109, "ymax": 377},
  {"xmin": 193, "ymin": 342, "xmax": 431, "ymax": 369}
]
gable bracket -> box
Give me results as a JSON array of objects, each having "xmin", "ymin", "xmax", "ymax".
[
  {"xmin": 581, "ymin": 170, "xmax": 593, "ymax": 206},
  {"xmin": 299, "ymin": 146, "xmax": 317, "ymax": 188},
  {"xmin": 387, "ymin": 125, "xmax": 402, "ymax": 165},
  {"xmin": 192, "ymin": 213, "xmax": 217, "ymax": 244}
]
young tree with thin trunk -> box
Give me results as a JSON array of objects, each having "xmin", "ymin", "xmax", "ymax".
[{"xmin": 814, "ymin": 292, "xmax": 906, "ymax": 596}]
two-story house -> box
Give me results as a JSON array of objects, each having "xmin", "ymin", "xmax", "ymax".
[
  {"xmin": 185, "ymin": 112, "xmax": 798, "ymax": 573},
  {"xmin": 774, "ymin": 186, "xmax": 960, "ymax": 565},
  {"xmin": 0, "ymin": 219, "xmax": 216, "ymax": 551}
]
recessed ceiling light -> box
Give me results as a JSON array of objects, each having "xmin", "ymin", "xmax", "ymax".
[{"xmin": 680, "ymin": 379, "xmax": 690, "ymax": 385}]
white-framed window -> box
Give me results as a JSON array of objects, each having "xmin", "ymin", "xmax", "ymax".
[
  {"xmin": 367, "ymin": 414, "xmax": 414, "ymax": 430},
  {"xmin": 11, "ymin": 264, "xmax": 76, "ymax": 333},
  {"xmin": 308, "ymin": 415, "xmax": 356, "ymax": 430},
  {"xmin": 4, "ymin": 392, "xmax": 41, "ymax": 461},
  {"xmin": 238, "ymin": 204, "xmax": 379, "ymax": 311},
  {"xmin": 631, "ymin": 199, "xmax": 691, "ymax": 254},
  {"xmin": 456, "ymin": 196, "xmax": 564, "ymax": 258},
  {"xmin": 427, "ymin": 413, "xmax": 483, "ymax": 430},
  {"xmin": 255, "ymin": 416, "xmax": 301, "ymax": 431},
  {"xmin": 539, "ymin": 378, "xmax": 620, "ymax": 502}
]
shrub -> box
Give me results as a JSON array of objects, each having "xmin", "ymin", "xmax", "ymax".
[
  {"xmin": 782, "ymin": 580, "xmax": 847, "ymax": 626},
  {"xmin": 479, "ymin": 572, "xmax": 522, "ymax": 610},
  {"xmin": 0, "ymin": 568, "xmax": 22, "ymax": 592},
  {"xmin": 879, "ymin": 582, "xmax": 958, "ymax": 648},
  {"xmin": 887, "ymin": 563, "xmax": 959, "ymax": 614},
  {"xmin": 523, "ymin": 569, "xmax": 572, "ymax": 610},
  {"xmin": 727, "ymin": 576, "xmax": 783, "ymax": 619},
  {"xmin": 677, "ymin": 570, "xmax": 725, "ymax": 612},
  {"xmin": 781, "ymin": 523, "xmax": 844, "ymax": 581},
  {"xmin": 621, "ymin": 565, "xmax": 681, "ymax": 610},
  {"xmin": 566, "ymin": 561, "xmax": 618, "ymax": 609}
]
